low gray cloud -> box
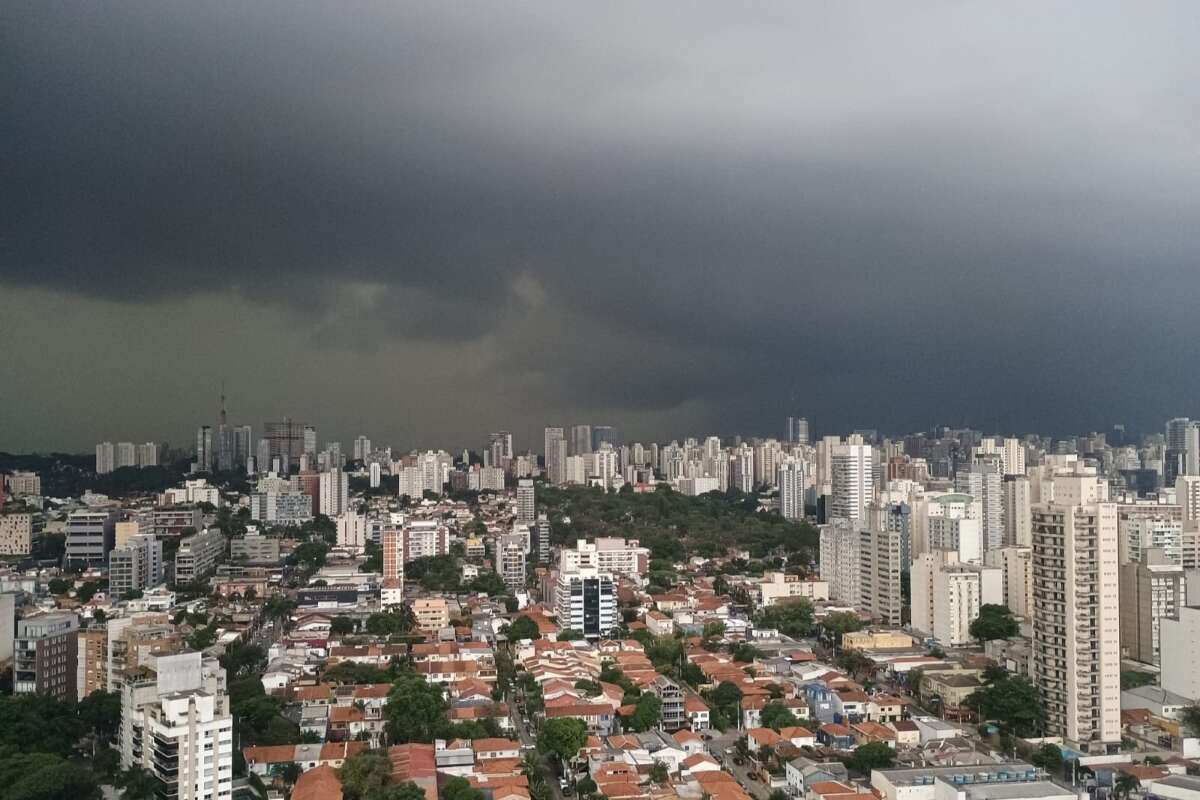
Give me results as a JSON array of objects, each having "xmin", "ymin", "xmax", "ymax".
[{"xmin": 3, "ymin": 1, "xmax": 1200, "ymax": 450}]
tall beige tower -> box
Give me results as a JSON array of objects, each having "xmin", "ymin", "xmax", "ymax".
[{"xmin": 1031, "ymin": 470, "xmax": 1120, "ymax": 752}]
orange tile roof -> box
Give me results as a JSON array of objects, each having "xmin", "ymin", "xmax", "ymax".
[
  {"xmin": 473, "ymin": 738, "xmax": 521, "ymax": 754},
  {"xmin": 292, "ymin": 765, "xmax": 343, "ymax": 800},
  {"xmin": 243, "ymin": 744, "xmax": 298, "ymax": 765},
  {"xmin": 319, "ymin": 741, "xmax": 370, "ymax": 761}
]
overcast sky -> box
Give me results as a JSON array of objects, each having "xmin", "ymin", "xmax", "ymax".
[{"xmin": 3, "ymin": 2, "xmax": 1199, "ymax": 453}]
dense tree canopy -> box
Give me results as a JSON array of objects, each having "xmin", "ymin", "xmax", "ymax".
[
  {"xmin": 760, "ymin": 702, "xmax": 800, "ymax": 731},
  {"xmin": 538, "ymin": 717, "xmax": 589, "ymax": 762},
  {"xmin": 385, "ymin": 672, "xmax": 449, "ymax": 743},
  {"xmin": 965, "ymin": 671, "xmax": 1046, "ymax": 737},
  {"xmin": 844, "ymin": 742, "xmax": 895, "ymax": 773},
  {"xmin": 623, "ymin": 693, "xmax": 662, "ymax": 732},
  {"xmin": 754, "ymin": 600, "xmax": 815, "ymax": 638},
  {"xmin": 504, "ymin": 615, "xmax": 541, "ymax": 641},
  {"xmin": 969, "ymin": 605, "xmax": 1020, "ymax": 642},
  {"xmin": 538, "ymin": 485, "xmax": 819, "ymax": 561}
]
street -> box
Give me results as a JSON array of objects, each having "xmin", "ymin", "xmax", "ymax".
[{"xmin": 706, "ymin": 728, "xmax": 769, "ymax": 800}]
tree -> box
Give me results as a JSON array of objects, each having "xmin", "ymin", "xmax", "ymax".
[
  {"xmin": 0, "ymin": 752, "xmax": 102, "ymax": 800},
  {"xmin": 558, "ymin": 628, "xmax": 584, "ymax": 641},
  {"xmin": 820, "ymin": 611, "xmax": 865, "ymax": 644},
  {"xmin": 1115, "ymin": 774, "xmax": 1140, "ymax": 800},
  {"xmin": 279, "ymin": 762, "xmax": 304, "ymax": 786},
  {"xmin": 443, "ymin": 776, "xmax": 485, "ymax": 800},
  {"xmin": 702, "ymin": 621, "xmax": 726, "ymax": 640},
  {"xmin": 366, "ymin": 607, "xmax": 415, "ymax": 637},
  {"xmin": 47, "ymin": 578, "xmax": 69, "ymax": 595},
  {"xmin": 1182, "ymin": 704, "xmax": 1200, "ymax": 736},
  {"xmin": 760, "ymin": 702, "xmax": 800, "ymax": 731},
  {"xmin": 373, "ymin": 783, "xmax": 429, "ymax": 800},
  {"xmin": 844, "ymin": 742, "xmax": 895, "ymax": 773},
  {"xmin": 538, "ymin": 717, "xmax": 588, "ymax": 763},
  {"xmin": 77, "ymin": 689, "xmax": 122, "ymax": 741},
  {"xmin": 730, "ymin": 642, "xmax": 761, "ymax": 663},
  {"xmin": 969, "ymin": 605, "xmax": 1019, "ymax": 643},
  {"xmin": 624, "ymin": 693, "xmax": 662, "ymax": 732},
  {"xmin": 574, "ymin": 679, "xmax": 601, "ymax": 695},
  {"xmin": 649, "ymin": 761, "xmax": 669, "ymax": 784},
  {"xmin": 769, "ymin": 791, "xmax": 790, "ymax": 800},
  {"xmin": 1030, "ymin": 744, "xmax": 1062, "ymax": 772},
  {"xmin": 754, "ymin": 600, "xmax": 814, "ymax": 638},
  {"xmin": 965, "ymin": 672, "xmax": 1046, "ymax": 737},
  {"xmin": 577, "ymin": 777, "xmax": 598, "ymax": 795},
  {"xmin": 75, "ymin": 581, "xmax": 101, "ymax": 603},
  {"xmin": 469, "ymin": 571, "xmax": 507, "ymax": 596},
  {"xmin": 505, "ymin": 615, "xmax": 541, "ymax": 641},
  {"xmin": 385, "ymin": 672, "xmax": 449, "ymax": 743},
  {"xmin": 0, "ymin": 694, "xmax": 87, "ymax": 756},
  {"xmin": 339, "ymin": 749, "xmax": 395, "ymax": 800},
  {"xmin": 118, "ymin": 766, "xmax": 161, "ymax": 800},
  {"xmin": 331, "ymin": 616, "xmax": 357, "ymax": 635}
]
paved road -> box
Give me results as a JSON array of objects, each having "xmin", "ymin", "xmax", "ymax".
[{"xmin": 706, "ymin": 728, "xmax": 769, "ymax": 800}]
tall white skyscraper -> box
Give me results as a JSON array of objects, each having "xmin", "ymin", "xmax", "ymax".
[
  {"xmin": 319, "ymin": 469, "xmax": 349, "ymax": 516},
  {"xmin": 830, "ymin": 443, "xmax": 873, "ymax": 522},
  {"xmin": 819, "ymin": 519, "xmax": 862, "ymax": 605},
  {"xmin": 1002, "ymin": 438, "xmax": 1026, "ymax": 477},
  {"xmin": 353, "ymin": 435, "xmax": 372, "ymax": 461},
  {"xmin": 1031, "ymin": 470, "xmax": 1120, "ymax": 752},
  {"xmin": 777, "ymin": 458, "xmax": 806, "ymax": 521},
  {"xmin": 730, "ymin": 445, "xmax": 754, "ymax": 493}
]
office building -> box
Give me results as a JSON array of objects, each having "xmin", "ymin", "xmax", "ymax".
[
  {"xmin": 195, "ymin": 426, "xmax": 213, "ymax": 473},
  {"xmin": 830, "ymin": 443, "xmax": 873, "ymax": 522},
  {"xmin": 14, "ymin": 611, "xmax": 79, "ymax": 702},
  {"xmin": 545, "ymin": 427, "xmax": 567, "ymax": 486},
  {"xmin": 264, "ymin": 419, "xmax": 307, "ymax": 473},
  {"xmin": 1031, "ymin": 471, "xmax": 1121, "ymax": 751},
  {"xmin": 109, "ymin": 534, "xmax": 164, "ymax": 598},
  {"xmin": 335, "ymin": 513, "xmax": 367, "ymax": 552},
  {"xmin": 569, "ymin": 425, "xmax": 593, "ymax": 456},
  {"xmin": 65, "ymin": 509, "xmax": 116, "ymax": 565},
  {"xmin": 591, "ymin": 426, "xmax": 617, "ymax": 451},
  {"xmin": 229, "ymin": 532, "xmax": 281, "ymax": 563},
  {"xmin": 1119, "ymin": 548, "xmax": 1184, "ymax": 667},
  {"xmin": 787, "ymin": 416, "xmax": 810, "ymax": 446},
  {"xmin": 174, "ymin": 529, "xmax": 226, "ymax": 584},
  {"xmin": 487, "ymin": 431, "xmax": 514, "ymax": 468},
  {"xmin": 516, "ymin": 478, "xmax": 536, "ymax": 524}
]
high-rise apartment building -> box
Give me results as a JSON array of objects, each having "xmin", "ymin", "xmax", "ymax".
[
  {"xmin": 535, "ymin": 514, "xmax": 552, "ymax": 564},
  {"xmin": 860, "ymin": 504, "xmax": 903, "ymax": 625},
  {"xmin": 109, "ymin": 534, "xmax": 164, "ymax": 599},
  {"xmin": 1002, "ymin": 438, "xmax": 1026, "ymax": 477},
  {"xmin": 336, "ymin": 512, "xmax": 367, "ymax": 551},
  {"xmin": 830, "ymin": 443, "xmax": 873, "ymax": 522},
  {"xmin": 136, "ymin": 442, "xmax": 159, "ymax": 467},
  {"xmin": 353, "ymin": 435, "xmax": 372, "ymax": 461},
  {"xmin": 1031, "ymin": 471, "xmax": 1121, "ymax": 752},
  {"xmin": 96, "ymin": 441, "xmax": 116, "ymax": 474},
  {"xmin": 984, "ymin": 546, "xmax": 1033, "ymax": 619},
  {"xmin": 1120, "ymin": 513, "xmax": 1182, "ymax": 565},
  {"xmin": 487, "ymin": 431, "xmax": 514, "ymax": 467},
  {"xmin": 1002, "ymin": 476, "xmax": 1032, "ymax": 547},
  {"xmin": 318, "ymin": 469, "xmax": 349, "ymax": 516},
  {"xmin": 0, "ymin": 511, "xmax": 34, "ymax": 555},
  {"xmin": 559, "ymin": 538, "xmax": 649, "ymax": 579},
  {"xmin": 499, "ymin": 534, "xmax": 526, "ymax": 591},
  {"xmin": 777, "ymin": 458, "xmax": 806, "ymax": 521},
  {"xmin": 553, "ymin": 569, "xmax": 616, "ymax": 639},
  {"xmin": 14, "ymin": 611, "xmax": 79, "ymax": 702},
  {"xmin": 819, "ymin": 519, "xmax": 862, "ymax": 605},
  {"xmin": 730, "ymin": 445, "xmax": 754, "ymax": 493},
  {"xmin": 591, "ymin": 426, "xmax": 617, "ymax": 451},
  {"xmin": 116, "ymin": 441, "xmax": 138, "ymax": 469},
  {"xmin": 381, "ymin": 526, "xmax": 405, "ymax": 608},
  {"xmin": 910, "ymin": 550, "xmax": 1002, "ymax": 646},
  {"xmin": 6, "ymin": 470, "xmax": 42, "ymax": 497},
  {"xmin": 121, "ymin": 651, "xmax": 232, "ymax": 800},
  {"xmin": 516, "ymin": 478, "xmax": 536, "ymax": 524},
  {"xmin": 1119, "ymin": 548, "xmax": 1184, "ymax": 667},
  {"xmin": 956, "ymin": 460, "xmax": 1003, "ymax": 552},
  {"xmin": 264, "ymin": 419, "xmax": 307, "ymax": 473}
]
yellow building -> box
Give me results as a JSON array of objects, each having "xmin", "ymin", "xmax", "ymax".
[
  {"xmin": 841, "ymin": 630, "xmax": 914, "ymax": 651},
  {"xmin": 413, "ymin": 598, "xmax": 451, "ymax": 631}
]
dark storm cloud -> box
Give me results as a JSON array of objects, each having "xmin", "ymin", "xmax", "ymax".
[{"xmin": 4, "ymin": 1, "xmax": 1200, "ymax": 447}]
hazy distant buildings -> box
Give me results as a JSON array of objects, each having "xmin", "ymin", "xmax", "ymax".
[
  {"xmin": 569, "ymin": 425, "xmax": 593, "ymax": 456},
  {"xmin": 544, "ymin": 427, "xmax": 567, "ymax": 486},
  {"xmin": 787, "ymin": 416, "xmax": 810, "ymax": 445}
]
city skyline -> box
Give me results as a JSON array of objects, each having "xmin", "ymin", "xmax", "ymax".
[{"xmin": 6, "ymin": 3, "xmax": 1200, "ymax": 450}]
